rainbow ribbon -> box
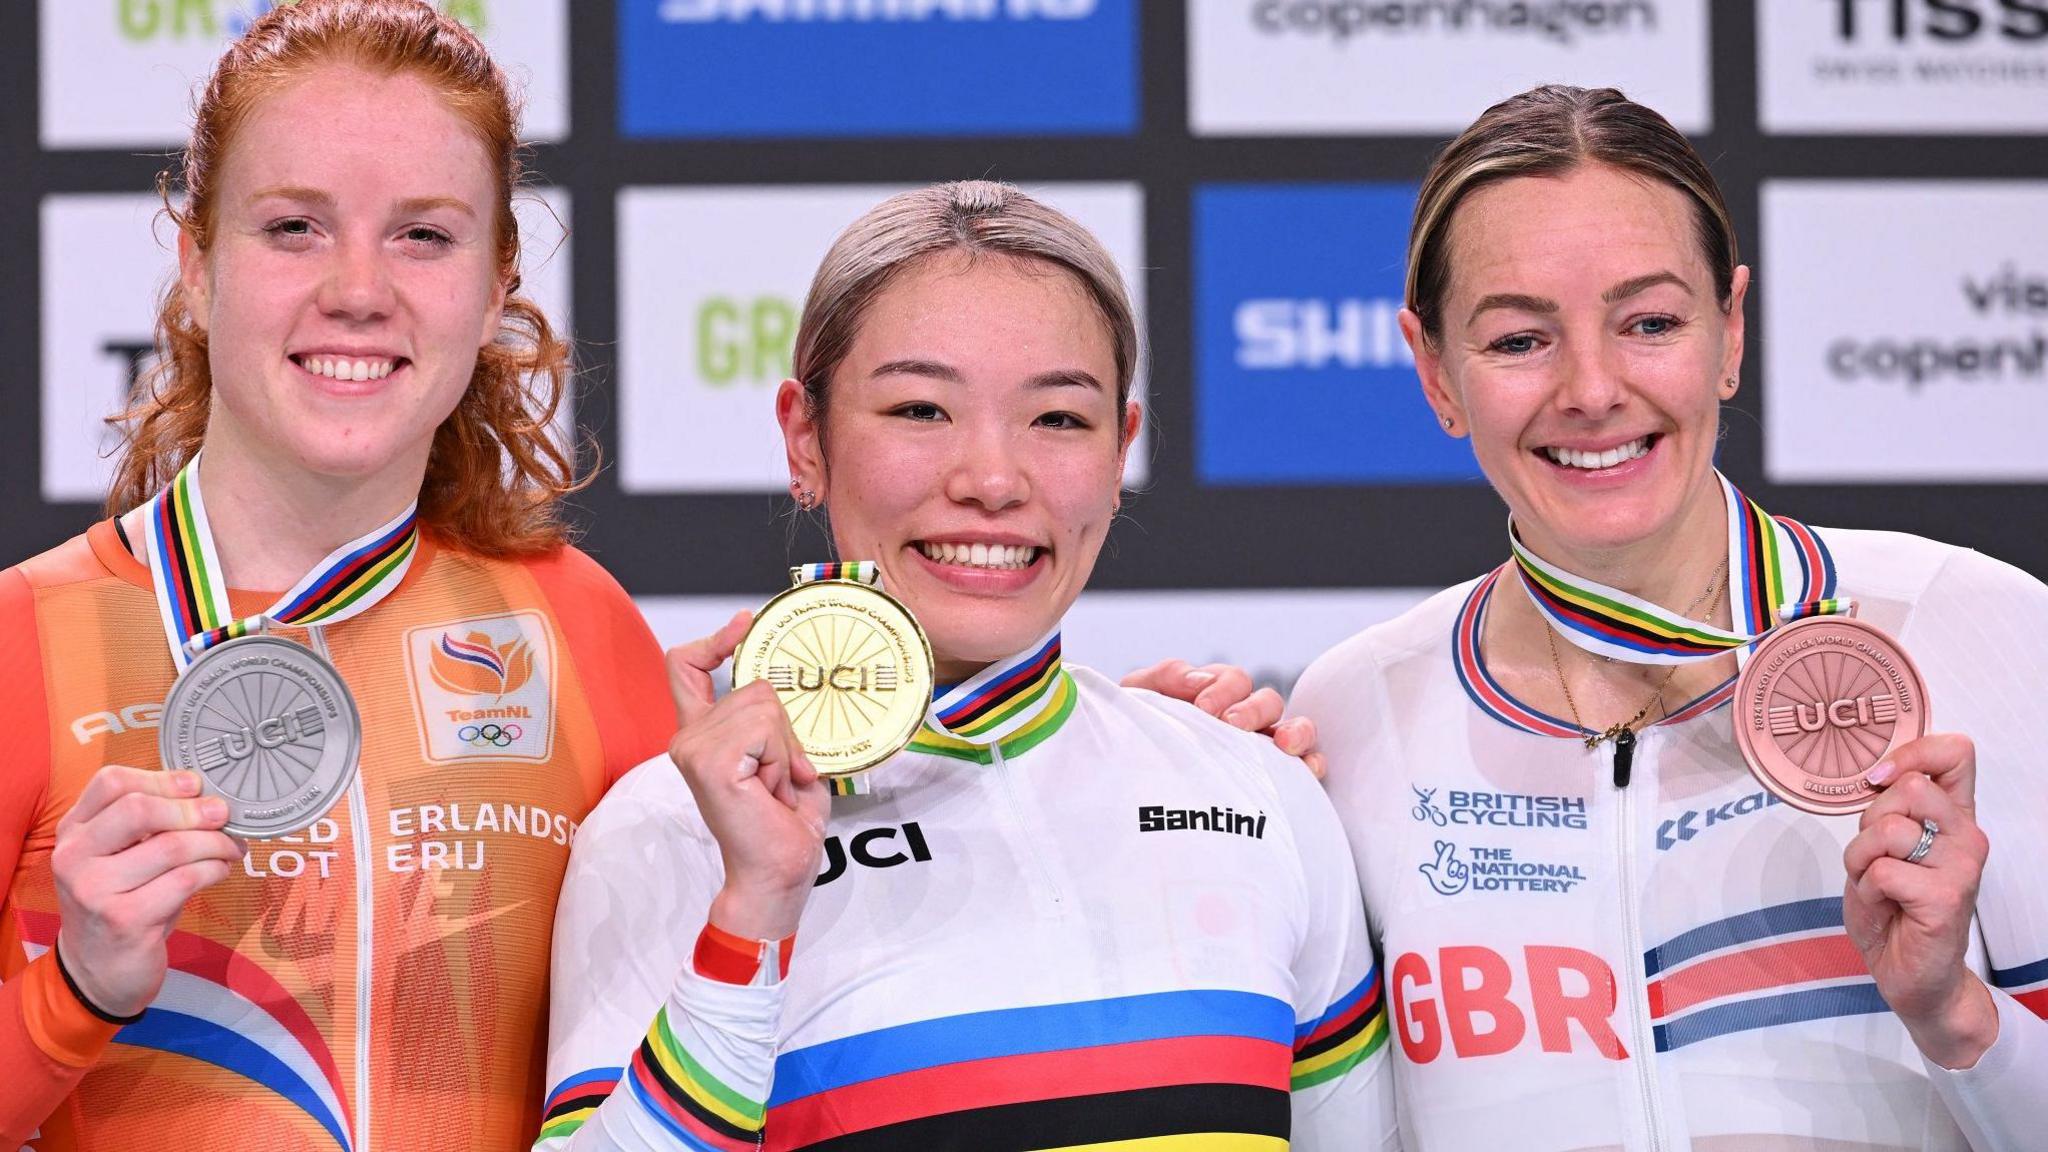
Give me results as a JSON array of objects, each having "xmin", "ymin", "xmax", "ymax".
[{"xmin": 145, "ymin": 454, "xmax": 419, "ymax": 668}]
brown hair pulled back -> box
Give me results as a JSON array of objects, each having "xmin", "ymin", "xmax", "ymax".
[
  {"xmin": 1406, "ymin": 84, "xmax": 1739, "ymax": 348},
  {"xmin": 107, "ymin": 0, "xmax": 580, "ymax": 555},
  {"xmin": 792, "ymin": 181, "xmax": 1140, "ymax": 446}
]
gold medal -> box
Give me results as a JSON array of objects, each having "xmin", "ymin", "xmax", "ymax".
[{"xmin": 732, "ymin": 562, "xmax": 934, "ymax": 777}]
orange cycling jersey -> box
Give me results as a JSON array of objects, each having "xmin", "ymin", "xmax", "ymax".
[{"xmin": 0, "ymin": 521, "xmax": 674, "ymax": 1151}]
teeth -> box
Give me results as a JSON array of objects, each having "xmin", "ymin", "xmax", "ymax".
[
  {"xmin": 298, "ymin": 356, "xmax": 396, "ymax": 381},
  {"xmin": 1544, "ymin": 436, "xmax": 1651, "ymax": 470},
  {"xmin": 917, "ymin": 542, "xmax": 1038, "ymax": 570}
]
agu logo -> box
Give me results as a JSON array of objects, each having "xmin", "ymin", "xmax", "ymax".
[
  {"xmin": 430, "ymin": 630, "xmax": 537, "ymax": 696},
  {"xmin": 405, "ymin": 611, "xmax": 556, "ymax": 763},
  {"xmin": 1195, "ymin": 183, "xmax": 1480, "ymax": 484},
  {"xmin": 619, "ymin": 0, "xmax": 1135, "ymax": 137}
]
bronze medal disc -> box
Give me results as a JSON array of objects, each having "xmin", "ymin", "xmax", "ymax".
[
  {"xmin": 1732, "ymin": 615, "xmax": 1929, "ymax": 816},
  {"xmin": 732, "ymin": 578, "xmax": 934, "ymax": 777}
]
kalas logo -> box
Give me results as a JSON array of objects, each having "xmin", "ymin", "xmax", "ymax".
[
  {"xmin": 430, "ymin": 631, "xmax": 535, "ymax": 697},
  {"xmin": 1251, "ymin": 0, "xmax": 1660, "ymax": 45},
  {"xmin": 1829, "ymin": 0, "xmax": 2048, "ymax": 43}
]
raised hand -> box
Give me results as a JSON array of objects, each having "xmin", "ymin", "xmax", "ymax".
[
  {"xmin": 52, "ymin": 766, "xmax": 245, "ymax": 1018},
  {"xmin": 1120, "ymin": 658, "xmax": 1323, "ymax": 777},
  {"xmin": 665, "ymin": 610, "xmax": 830, "ymax": 943},
  {"xmin": 1843, "ymin": 733, "xmax": 1998, "ymax": 1068}
]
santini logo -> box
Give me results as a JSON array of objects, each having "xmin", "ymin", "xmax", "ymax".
[
  {"xmin": 660, "ymin": 0, "xmax": 1096, "ymax": 20},
  {"xmin": 1252, "ymin": 0, "xmax": 1658, "ymax": 44},
  {"xmin": 1138, "ymin": 805, "xmax": 1267, "ymax": 839}
]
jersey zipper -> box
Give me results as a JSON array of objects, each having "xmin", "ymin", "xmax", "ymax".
[
  {"xmin": 988, "ymin": 743, "xmax": 1064, "ymax": 913},
  {"xmin": 313, "ymin": 628, "xmax": 374, "ymax": 1152},
  {"xmin": 1612, "ymin": 732, "xmax": 1663, "ymax": 1152}
]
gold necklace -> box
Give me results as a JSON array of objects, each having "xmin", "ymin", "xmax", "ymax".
[{"xmin": 1546, "ymin": 559, "xmax": 1727, "ymax": 750}]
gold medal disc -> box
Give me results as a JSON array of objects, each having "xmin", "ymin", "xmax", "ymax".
[{"xmin": 733, "ymin": 574, "xmax": 934, "ymax": 776}]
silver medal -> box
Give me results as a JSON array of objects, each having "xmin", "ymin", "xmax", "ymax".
[{"xmin": 158, "ymin": 634, "xmax": 361, "ymax": 839}]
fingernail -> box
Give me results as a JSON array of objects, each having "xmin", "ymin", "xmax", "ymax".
[
  {"xmin": 1222, "ymin": 704, "xmax": 1246, "ymax": 724},
  {"xmin": 1865, "ymin": 760, "xmax": 1896, "ymax": 787},
  {"xmin": 200, "ymin": 798, "xmax": 228, "ymax": 822},
  {"xmin": 1186, "ymin": 671, "xmax": 1216, "ymax": 687},
  {"xmin": 177, "ymin": 772, "xmax": 202, "ymax": 794}
]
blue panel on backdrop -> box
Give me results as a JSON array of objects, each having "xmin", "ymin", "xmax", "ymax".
[
  {"xmin": 1195, "ymin": 184, "xmax": 1481, "ymax": 486},
  {"xmin": 619, "ymin": 0, "xmax": 1137, "ymax": 138}
]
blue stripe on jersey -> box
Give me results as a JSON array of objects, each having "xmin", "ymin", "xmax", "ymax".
[
  {"xmin": 1652, "ymin": 983, "xmax": 1889, "ymax": 1052},
  {"xmin": 547, "ymin": 1065, "xmax": 625, "ymax": 1103},
  {"xmin": 1294, "ymin": 967, "xmax": 1378, "ymax": 1043},
  {"xmin": 1644, "ymin": 897, "xmax": 1842, "ymax": 977},
  {"xmin": 767, "ymin": 989, "xmax": 1295, "ymax": 1107},
  {"xmin": 1991, "ymin": 956, "xmax": 2048, "ymax": 989},
  {"xmin": 118, "ymin": 1010, "xmax": 350, "ymax": 1150}
]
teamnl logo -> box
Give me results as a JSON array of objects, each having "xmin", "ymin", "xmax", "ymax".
[
  {"xmin": 1828, "ymin": 264, "xmax": 2048, "ymax": 390},
  {"xmin": 114, "ymin": 1, "xmax": 492, "ymax": 39},
  {"xmin": 1195, "ymin": 183, "xmax": 1477, "ymax": 484},
  {"xmin": 1250, "ymin": 0, "xmax": 1661, "ymax": 44},
  {"xmin": 404, "ymin": 611, "xmax": 556, "ymax": 763}
]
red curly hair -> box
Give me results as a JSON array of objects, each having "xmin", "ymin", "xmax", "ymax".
[{"xmin": 106, "ymin": 0, "xmax": 581, "ymax": 556}]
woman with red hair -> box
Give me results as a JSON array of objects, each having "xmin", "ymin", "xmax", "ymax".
[{"xmin": 0, "ymin": 2, "xmax": 674, "ymax": 1147}]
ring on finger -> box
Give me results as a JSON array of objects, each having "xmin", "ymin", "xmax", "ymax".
[{"xmin": 1905, "ymin": 817, "xmax": 1939, "ymax": 865}]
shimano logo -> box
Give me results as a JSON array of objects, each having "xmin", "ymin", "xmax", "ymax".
[
  {"xmin": 1251, "ymin": 0, "xmax": 1658, "ymax": 44},
  {"xmin": 660, "ymin": 0, "xmax": 1096, "ymax": 21},
  {"xmin": 1138, "ymin": 805, "xmax": 1267, "ymax": 839},
  {"xmin": 1235, "ymin": 297, "xmax": 1412, "ymax": 370}
]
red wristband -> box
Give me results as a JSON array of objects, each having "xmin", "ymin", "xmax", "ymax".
[{"xmin": 693, "ymin": 921, "xmax": 795, "ymax": 986}]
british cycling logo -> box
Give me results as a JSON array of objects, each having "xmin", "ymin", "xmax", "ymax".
[{"xmin": 1410, "ymin": 783, "xmax": 1589, "ymax": 830}]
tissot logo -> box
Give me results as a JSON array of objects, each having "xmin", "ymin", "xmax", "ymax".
[
  {"xmin": 1250, "ymin": 0, "xmax": 1659, "ymax": 44},
  {"xmin": 815, "ymin": 822, "xmax": 933, "ymax": 886},
  {"xmin": 1137, "ymin": 805, "xmax": 1267, "ymax": 839},
  {"xmin": 1828, "ymin": 0, "xmax": 2048, "ymax": 43}
]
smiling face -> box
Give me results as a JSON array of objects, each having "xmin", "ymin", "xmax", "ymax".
[
  {"xmin": 179, "ymin": 63, "xmax": 506, "ymax": 487},
  {"xmin": 1404, "ymin": 162, "xmax": 1749, "ymax": 566},
  {"xmin": 780, "ymin": 251, "xmax": 1138, "ymax": 681}
]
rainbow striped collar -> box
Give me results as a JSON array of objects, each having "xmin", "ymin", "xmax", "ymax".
[
  {"xmin": 908, "ymin": 630, "xmax": 1076, "ymax": 765},
  {"xmin": 1454, "ymin": 513, "xmax": 1835, "ymax": 739}
]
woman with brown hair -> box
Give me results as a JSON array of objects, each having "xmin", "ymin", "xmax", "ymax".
[
  {"xmin": 539, "ymin": 180, "xmax": 1396, "ymax": 1151},
  {"xmin": 0, "ymin": 2, "xmax": 673, "ymax": 1147},
  {"xmin": 1292, "ymin": 85, "xmax": 2043, "ymax": 1149}
]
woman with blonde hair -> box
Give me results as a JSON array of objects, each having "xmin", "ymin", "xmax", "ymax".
[
  {"xmin": 539, "ymin": 180, "xmax": 1396, "ymax": 1151},
  {"xmin": 0, "ymin": 2, "xmax": 673, "ymax": 1146},
  {"xmin": 1293, "ymin": 85, "xmax": 2044, "ymax": 1150}
]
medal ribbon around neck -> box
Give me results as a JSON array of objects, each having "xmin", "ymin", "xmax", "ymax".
[
  {"xmin": 1510, "ymin": 472, "xmax": 1848, "ymax": 667},
  {"xmin": 145, "ymin": 454, "xmax": 421, "ymax": 670}
]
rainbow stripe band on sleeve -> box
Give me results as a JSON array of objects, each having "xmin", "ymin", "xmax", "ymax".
[
  {"xmin": 1291, "ymin": 966, "xmax": 1388, "ymax": 1090},
  {"xmin": 626, "ymin": 1005, "xmax": 766, "ymax": 1151},
  {"xmin": 539, "ymin": 1067, "xmax": 622, "ymax": 1141}
]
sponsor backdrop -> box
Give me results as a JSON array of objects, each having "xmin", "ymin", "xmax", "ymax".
[{"xmin": 10, "ymin": 2, "xmax": 2047, "ymax": 684}]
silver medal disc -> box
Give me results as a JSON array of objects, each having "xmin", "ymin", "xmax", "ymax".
[{"xmin": 158, "ymin": 634, "xmax": 361, "ymax": 839}]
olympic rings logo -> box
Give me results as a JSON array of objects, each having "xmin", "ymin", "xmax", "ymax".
[{"xmin": 457, "ymin": 724, "xmax": 523, "ymax": 747}]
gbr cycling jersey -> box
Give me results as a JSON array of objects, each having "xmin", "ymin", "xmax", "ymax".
[
  {"xmin": 1296, "ymin": 527, "xmax": 2046, "ymax": 1151},
  {"xmin": 539, "ymin": 639, "xmax": 1396, "ymax": 1151},
  {"xmin": 0, "ymin": 521, "xmax": 673, "ymax": 1151}
]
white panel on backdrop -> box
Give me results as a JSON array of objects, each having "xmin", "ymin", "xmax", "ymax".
[
  {"xmin": 39, "ymin": 0, "xmax": 568, "ymax": 148},
  {"xmin": 616, "ymin": 183, "xmax": 1149, "ymax": 494},
  {"xmin": 39, "ymin": 189, "xmax": 574, "ymax": 504},
  {"xmin": 1187, "ymin": 0, "xmax": 1712, "ymax": 135},
  {"xmin": 635, "ymin": 588, "xmax": 1432, "ymax": 695},
  {"xmin": 1758, "ymin": 0, "xmax": 2048, "ymax": 134},
  {"xmin": 1762, "ymin": 181, "xmax": 2048, "ymax": 483}
]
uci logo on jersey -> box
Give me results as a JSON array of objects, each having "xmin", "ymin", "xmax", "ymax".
[{"xmin": 815, "ymin": 822, "xmax": 933, "ymax": 887}]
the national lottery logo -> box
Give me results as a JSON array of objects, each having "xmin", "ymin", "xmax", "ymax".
[
  {"xmin": 1417, "ymin": 840, "xmax": 1587, "ymax": 896},
  {"xmin": 404, "ymin": 611, "xmax": 557, "ymax": 764}
]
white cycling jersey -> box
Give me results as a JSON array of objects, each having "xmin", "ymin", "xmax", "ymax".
[
  {"xmin": 1296, "ymin": 526, "xmax": 2047, "ymax": 1152},
  {"xmin": 538, "ymin": 635, "xmax": 1397, "ymax": 1152}
]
